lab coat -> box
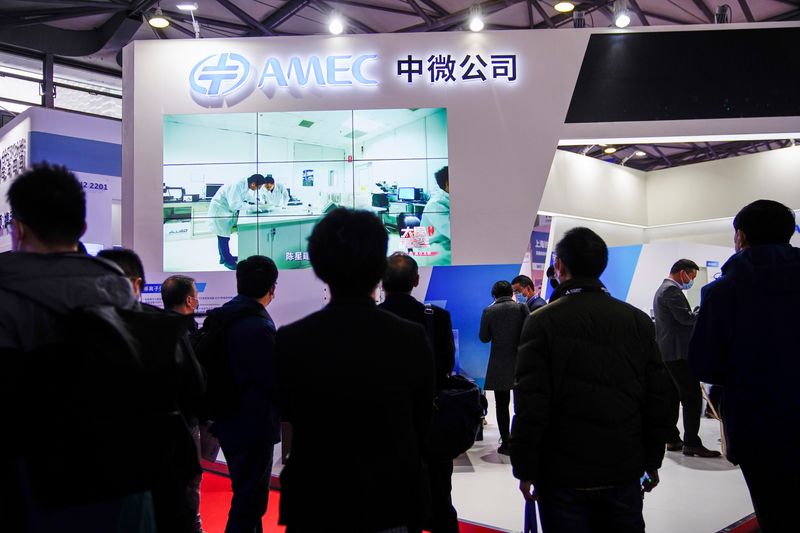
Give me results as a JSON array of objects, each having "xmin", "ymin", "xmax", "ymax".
[
  {"xmin": 260, "ymin": 182, "xmax": 289, "ymax": 208},
  {"xmin": 207, "ymin": 179, "xmax": 259, "ymax": 237},
  {"xmin": 420, "ymin": 187, "xmax": 451, "ymax": 263}
]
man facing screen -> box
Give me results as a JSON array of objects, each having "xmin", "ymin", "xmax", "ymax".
[{"xmin": 420, "ymin": 166, "xmax": 451, "ymax": 262}]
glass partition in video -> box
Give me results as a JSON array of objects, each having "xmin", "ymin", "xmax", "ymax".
[{"xmin": 163, "ymin": 108, "xmax": 450, "ymax": 271}]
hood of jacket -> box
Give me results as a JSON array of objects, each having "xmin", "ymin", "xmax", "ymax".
[
  {"xmin": 0, "ymin": 251, "xmax": 136, "ymax": 314},
  {"xmin": 720, "ymin": 244, "xmax": 800, "ymax": 294}
]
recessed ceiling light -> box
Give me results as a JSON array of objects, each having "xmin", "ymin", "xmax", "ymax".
[
  {"xmin": 176, "ymin": 2, "xmax": 197, "ymax": 10},
  {"xmin": 148, "ymin": 8, "xmax": 170, "ymax": 28},
  {"xmin": 554, "ymin": 2, "xmax": 575, "ymax": 13},
  {"xmin": 635, "ymin": 150, "xmax": 646, "ymax": 157},
  {"xmin": 604, "ymin": 147, "xmax": 617, "ymax": 154}
]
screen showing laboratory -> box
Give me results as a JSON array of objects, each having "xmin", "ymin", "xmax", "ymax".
[{"xmin": 163, "ymin": 108, "xmax": 450, "ymax": 271}]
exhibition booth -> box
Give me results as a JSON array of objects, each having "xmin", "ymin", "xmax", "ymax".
[{"xmin": 115, "ymin": 20, "xmax": 800, "ymax": 533}]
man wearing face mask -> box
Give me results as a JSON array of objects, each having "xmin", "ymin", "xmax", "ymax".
[
  {"xmin": 511, "ymin": 275, "xmax": 546, "ymax": 313},
  {"xmin": 653, "ymin": 259, "xmax": 721, "ymax": 458}
]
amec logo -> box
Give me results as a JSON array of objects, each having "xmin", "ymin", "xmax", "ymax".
[{"xmin": 189, "ymin": 53, "xmax": 251, "ymax": 98}]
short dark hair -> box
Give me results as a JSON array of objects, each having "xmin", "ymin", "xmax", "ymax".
[
  {"xmin": 161, "ymin": 275, "xmax": 196, "ymax": 309},
  {"xmin": 264, "ymin": 174, "xmax": 275, "ymax": 185},
  {"xmin": 247, "ymin": 173, "xmax": 267, "ymax": 187},
  {"xmin": 434, "ymin": 166, "xmax": 448, "ymax": 191},
  {"xmin": 492, "ymin": 280, "xmax": 513, "ymax": 298},
  {"xmin": 308, "ymin": 208, "xmax": 387, "ymax": 297},
  {"xmin": 670, "ymin": 259, "xmax": 700, "ymax": 275},
  {"xmin": 511, "ymin": 275, "xmax": 534, "ymax": 289},
  {"xmin": 236, "ymin": 255, "xmax": 278, "ymax": 299},
  {"xmin": 554, "ymin": 227, "xmax": 608, "ymax": 279},
  {"xmin": 546, "ymin": 265, "xmax": 555, "ymax": 279},
  {"xmin": 382, "ymin": 252, "xmax": 418, "ymax": 294},
  {"xmin": 98, "ymin": 248, "xmax": 145, "ymax": 285},
  {"xmin": 7, "ymin": 163, "xmax": 85, "ymax": 246},
  {"xmin": 733, "ymin": 199, "xmax": 795, "ymax": 246}
]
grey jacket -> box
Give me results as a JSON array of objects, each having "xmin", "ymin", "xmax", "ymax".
[
  {"xmin": 479, "ymin": 296, "xmax": 529, "ymax": 390},
  {"xmin": 653, "ymin": 279, "xmax": 697, "ymax": 362}
]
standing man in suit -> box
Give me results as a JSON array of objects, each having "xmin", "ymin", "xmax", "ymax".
[
  {"xmin": 479, "ymin": 281, "xmax": 529, "ymax": 455},
  {"xmin": 380, "ymin": 252, "xmax": 457, "ymax": 533},
  {"xmin": 511, "ymin": 274, "xmax": 546, "ymax": 312},
  {"xmin": 653, "ymin": 259, "xmax": 720, "ymax": 458}
]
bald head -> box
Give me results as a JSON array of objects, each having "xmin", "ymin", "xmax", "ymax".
[{"xmin": 382, "ymin": 252, "xmax": 419, "ymax": 294}]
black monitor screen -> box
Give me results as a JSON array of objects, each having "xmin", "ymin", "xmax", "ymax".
[{"xmin": 205, "ymin": 183, "xmax": 222, "ymax": 198}]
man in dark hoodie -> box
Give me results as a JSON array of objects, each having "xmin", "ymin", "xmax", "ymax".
[
  {"xmin": 211, "ymin": 255, "xmax": 281, "ymax": 533},
  {"xmin": 689, "ymin": 199, "xmax": 800, "ymax": 533},
  {"xmin": 0, "ymin": 164, "xmax": 148, "ymax": 531}
]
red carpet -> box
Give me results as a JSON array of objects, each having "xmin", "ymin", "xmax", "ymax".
[{"xmin": 199, "ymin": 472, "xmax": 502, "ymax": 533}]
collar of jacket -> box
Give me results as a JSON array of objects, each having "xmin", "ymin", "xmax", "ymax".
[
  {"xmin": 382, "ymin": 293, "xmax": 416, "ymax": 305},
  {"xmin": 494, "ymin": 296, "xmax": 514, "ymax": 304},
  {"xmin": 328, "ymin": 296, "xmax": 377, "ymax": 307},
  {"xmin": 550, "ymin": 277, "xmax": 608, "ymax": 303}
]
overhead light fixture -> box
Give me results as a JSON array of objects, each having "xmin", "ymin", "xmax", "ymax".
[
  {"xmin": 148, "ymin": 7, "xmax": 170, "ymax": 29},
  {"xmin": 572, "ymin": 10, "xmax": 586, "ymax": 28},
  {"xmin": 469, "ymin": 6, "xmax": 484, "ymax": 32},
  {"xmin": 614, "ymin": 0, "xmax": 631, "ymax": 28},
  {"xmin": 554, "ymin": 2, "xmax": 575, "ymax": 13},
  {"xmin": 176, "ymin": 2, "xmax": 197, "ymax": 10},
  {"xmin": 329, "ymin": 14, "xmax": 344, "ymax": 35},
  {"xmin": 604, "ymin": 146, "xmax": 617, "ymax": 154},
  {"xmin": 635, "ymin": 150, "xmax": 647, "ymax": 157},
  {"xmin": 715, "ymin": 4, "xmax": 731, "ymax": 24}
]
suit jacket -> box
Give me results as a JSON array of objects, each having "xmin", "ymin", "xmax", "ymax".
[
  {"xmin": 479, "ymin": 296, "xmax": 529, "ymax": 390},
  {"xmin": 652, "ymin": 279, "xmax": 696, "ymax": 362},
  {"xmin": 526, "ymin": 295, "xmax": 546, "ymax": 313},
  {"xmin": 379, "ymin": 293, "xmax": 455, "ymax": 388},
  {"xmin": 277, "ymin": 298, "xmax": 435, "ymax": 531}
]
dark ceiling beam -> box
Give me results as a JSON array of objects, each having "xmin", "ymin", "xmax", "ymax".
[
  {"xmin": 163, "ymin": 10, "xmax": 250, "ymax": 32},
  {"xmin": 215, "ymin": 0, "xmax": 276, "ymax": 35},
  {"xmin": 315, "ymin": 0, "xmax": 377, "ymax": 33},
  {"xmin": 737, "ymin": 0, "xmax": 755, "ymax": 22},
  {"xmin": 628, "ymin": 0, "xmax": 649, "ymax": 26},
  {"xmin": 766, "ymin": 8, "xmax": 800, "ymax": 21},
  {"xmin": 400, "ymin": 0, "xmax": 525, "ymax": 33},
  {"xmin": 325, "ymin": 0, "xmax": 416, "ymax": 16},
  {"xmin": 530, "ymin": 0, "xmax": 555, "ymax": 29},
  {"xmin": 417, "ymin": 0, "xmax": 448, "ymax": 16},
  {"xmin": 259, "ymin": 0, "xmax": 313, "ymax": 29},
  {"xmin": 542, "ymin": 1, "xmax": 613, "ymax": 29},
  {"xmin": 129, "ymin": 0, "xmax": 160, "ymax": 16},
  {"xmin": 168, "ymin": 20, "xmax": 197, "ymax": 38},
  {"xmin": 407, "ymin": 0, "xmax": 433, "ymax": 26},
  {"xmin": 691, "ymin": 0, "xmax": 715, "ymax": 23},
  {"xmin": 526, "ymin": 0, "xmax": 534, "ymax": 28},
  {"xmin": 0, "ymin": 7, "xmax": 123, "ymax": 27},
  {"xmin": 771, "ymin": 0, "xmax": 800, "ymax": 6},
  {"xmin": 639, "ymin": 10, "xmax": 689, "ymax": 25},
  {"xmin": 652, "ymin": 146, "xmax": 673, "ymax": 168}
]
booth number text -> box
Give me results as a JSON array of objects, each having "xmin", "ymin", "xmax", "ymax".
[
  {"xmin": 397, "ymin": 54, "xmax": 517, "ymax": 83},
  {"xmin": 0, "ymin": 139, "xmax": 26, "ymax": 184},
  {"xmin": 81, "ymin": 181, "xmax": 109, "ymax": 191}
]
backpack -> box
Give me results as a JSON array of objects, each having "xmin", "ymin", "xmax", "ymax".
[
  {"xmin": 13, "ymin": 305, "xmax": 197, "ymax": 508},
  {"xmin": 192, "ymin": 306, "xmax": 264, "ymax": 422}
]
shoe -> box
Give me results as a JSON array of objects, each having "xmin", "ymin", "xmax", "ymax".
[
  {"xmin": 682, "ymin": 445, "xmax": 722, "ymax": 458},
  {"xmin": 666, "ymin": 440, "xmax": 684, "ymax": 452},
  {"xmin": 497, "ymin": 445, "xmax": 510, "ymax": 456}
]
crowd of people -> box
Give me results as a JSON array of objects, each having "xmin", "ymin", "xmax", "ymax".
[{"xmin": 1, "ymin": 163, "xmax": 797, "ymax": 533}]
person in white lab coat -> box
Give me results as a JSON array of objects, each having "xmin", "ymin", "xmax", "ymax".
[
  {"xmin": 260, "ymin": 174, "xmax": 289, "ymax": 208},
  {"xmin": 208, "ymin": 173, "xmax": 268, "ymax": 270},
  {"xmin": 420, "ymin": 166, "xmax": 451, "ymax": 263}
]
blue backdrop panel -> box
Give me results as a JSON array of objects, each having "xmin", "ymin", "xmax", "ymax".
[
  {"xmin": 599, "ymin": 244, "xmax": 642, "ymax": 301},
  {"xmin": 29, "ymin": 131, "xmax": 122, "ymax": 177},
  {"xmin": 425, "ymin": 264, "xmax": 521, "ymax": 389}
]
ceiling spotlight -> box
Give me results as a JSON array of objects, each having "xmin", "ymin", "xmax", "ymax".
[
  {"xmin": 554, "ymin": 2, "xmax": 575, "ymax": 13},
  {"xmin": 148, "ymin": 8, "xmax": 170, "ymax": 28},
  {"xmin": 635, "ymin": 150, "xmax": 646, "ymax": 157},
  {"xmin": 604, "ymin": 146, "xmax": 617, "ymax": 154},
  {"xmin": 329, "ymin": 15, "xmax": 344, "ymax": 35},
  {"xmin": 614, "ymin": 0, "xmax": 631, "ymax": 28},
  {"xmin": 176, "ymin": 2, "xmax": 197, "ymax": 10},
  {"xmin": 572, "ymin": 10, "xmax": 585, "ymax": 28},
  {"xmin": 469, "ymin": 14, "xmax": 484, "ymax": 32},
  {"xmin": 714, "ymin": 4, "xmax": 731, "ymax": 24}
]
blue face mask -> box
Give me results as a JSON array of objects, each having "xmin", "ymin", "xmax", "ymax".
[
  {"xmin": 679, "ymin": 272, "xmax": 694, "ymax": 291},
  {"xmin": 514, "ymin": 293, "xmax": 527, "ymax": 303}
]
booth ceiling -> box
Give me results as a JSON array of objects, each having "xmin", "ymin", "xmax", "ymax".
[{"xmin": 1, "ymin": 1, "xmax": 799, "ymax": 72}]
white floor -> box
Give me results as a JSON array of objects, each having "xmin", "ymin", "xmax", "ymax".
[
  {"xmin": 450, "ymin": 392, "xmax": 754, "ymax": 533},
  {"xmin": 164, "ymin": 233, "xmax": 239, "ymax": 272}
]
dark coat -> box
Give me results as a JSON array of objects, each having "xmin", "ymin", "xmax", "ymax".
[
  {"xmin": 277, "ymin": 298, "xmax": 435, "ymax": 531},
  {"xmin": 211, "ymin": 295, "xmax": 281, "ymax": 445},
  {"xmin": 479, "ymin": 296, "xmax": 529, "ymax": 390},
  {"xmin": 379, "ymin": 293, "xmax": 455, "ymax": 388},
  {"xmin": 510, "ymin": 278, "xmax": 673, "ymax": 488},
  {"xmin": 653, "ymin": 279, "xmax": 697, "ymax": 362},
  {"xmin": 526, "ymin": 295, "xmax": 546, "ymax": 313},
  {"xmin": 689, "ymin": 245, "xmax": 800, "ymax": 467}
]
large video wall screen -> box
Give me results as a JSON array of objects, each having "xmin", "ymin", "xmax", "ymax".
[{"xmin": 162, "ymin": 108, "xmax": 450, "ymax": 271}]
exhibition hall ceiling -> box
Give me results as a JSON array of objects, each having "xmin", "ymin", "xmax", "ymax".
[{"xmin": 0, "ymin": 1, "xmax": 799, "ymax": 72}]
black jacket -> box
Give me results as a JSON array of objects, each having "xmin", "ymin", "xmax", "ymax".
[
  {"xmin": 277, "ymin": 298, "xmax": 435, "ymax": 532},
  {"xmin": 510, "ymin": 278, "xmax": 673, "ymax": 488},
  {"xmin": 211, "ymin": 295, "xmax": 281, "ymax": 445},
  {"xmin": 653, "ymin": 279, "xmax": 697, "ymax": 362},
  {"xmin": 379, "ymin": 293, "xmax": 455, "ymax": 388},
  {"xmin": 689, "ymin": 245, "xmax": 800, "ymax": 467}
]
